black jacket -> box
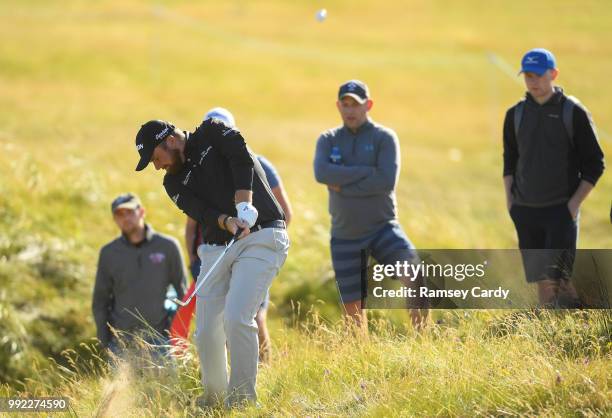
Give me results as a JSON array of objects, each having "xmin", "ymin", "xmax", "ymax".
[
  {"xmin": 503, "ymin": 87, "xmax": 605, "ymax": 207},
  {"xmin": 164, "ymin": 119, "xmax": 284, "ymax": 244}
]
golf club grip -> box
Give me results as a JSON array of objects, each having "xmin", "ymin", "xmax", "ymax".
[{"xmin": 233, "ymin": 228, "xmax": 244, "ymax": 239}]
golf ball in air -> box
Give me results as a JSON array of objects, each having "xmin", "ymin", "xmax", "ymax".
[{"xmin": 316, "ymin": 8, "xmax": 327, "ymax": 22}]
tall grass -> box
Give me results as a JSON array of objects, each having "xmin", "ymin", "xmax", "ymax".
[
  {"xmin": 1, "ymin": 310, "xmax": 609, "ymax": 417},
  {"xmin": 0, "ymin": 0, "xmax": 611, "ymax": 415}
]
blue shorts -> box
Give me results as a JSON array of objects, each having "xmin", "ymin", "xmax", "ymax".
[
  {"xmin": 331, "ymin": 222, "xmax": 417, "ymax": 304},
  {"xmin": 510, "ymin": 203, "xmax": 578, "ymax": 282}
]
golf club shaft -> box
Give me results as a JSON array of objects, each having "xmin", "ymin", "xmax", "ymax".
[{"xmin": 171, "ymin": 228, "xmax": 243, "ymax": 307}]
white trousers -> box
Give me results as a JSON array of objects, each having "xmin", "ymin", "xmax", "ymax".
[{"xmin": 195, "ymin": 227, "xmax": 289, "ymax": 405}]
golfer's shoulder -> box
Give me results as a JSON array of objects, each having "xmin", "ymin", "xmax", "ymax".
[
  {"xmin": 194, "ymin": 118, "xmax": 219, "ymax": 137},
  {"xmin": 185, "ymin": 123, "xmax": 212, "ymax": 153},
  {"xmin": 199, "ymin": 117, "xmax": 241, "ymax": 141}
]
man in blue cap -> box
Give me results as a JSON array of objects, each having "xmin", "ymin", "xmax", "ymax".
[{"xmin": 503, "ymin": 48, "xmax": 605, "ymax": 306}]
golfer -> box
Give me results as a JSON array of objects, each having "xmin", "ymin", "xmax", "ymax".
[
  {"xmin": 182, "ymin": 107, "xmax": 293, "ymax": 363},
  {"xmin": 92, "ymin": 193, "xmax": 187, "ymax": 356},
  {"xmin": 134, "ymin": 118, "xmax": 289, "ymax": 407},
  {"xmin": 314, "ymin": 80, "xmax": 425, "ymax": 329},
  {"xmin": 503, "ymin": 48, "xmax": 605, "ymax": 306}
]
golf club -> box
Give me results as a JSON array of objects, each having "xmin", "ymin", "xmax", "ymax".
[{"xmin": 172, "ymin": 228, "xmax": 243, "ymax": 307}]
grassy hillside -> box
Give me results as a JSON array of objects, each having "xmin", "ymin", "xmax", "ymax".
[{"xmin": 0, "ymin": 0, "xmax": 610, "ymax": 415}]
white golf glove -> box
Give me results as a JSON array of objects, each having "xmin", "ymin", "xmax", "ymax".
[{"xmin": 235, "ymin": 202, "xmax": 258, "ymax": 228}]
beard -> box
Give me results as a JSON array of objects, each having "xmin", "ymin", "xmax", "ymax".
[{"xmin": 165, "ymin": 148, "xmax": 185, "ymax": 175}]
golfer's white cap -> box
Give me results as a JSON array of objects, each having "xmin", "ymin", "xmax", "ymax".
[{"xmin": 204, "ymin": 107, "xmax": 236, "ymax": 128}]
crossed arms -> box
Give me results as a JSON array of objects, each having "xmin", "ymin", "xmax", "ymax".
[{"xmin": 313, "ymin": 132, "xmax": 400, "ymax": 197}]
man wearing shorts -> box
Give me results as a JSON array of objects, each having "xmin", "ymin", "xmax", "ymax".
[
  {"xmin": 314, "ymin": 80, "xmax": 424, "ymax": 328},
  {"xmin": 503, "ymin": 48, "xmax": 605, "ymax": 306}
]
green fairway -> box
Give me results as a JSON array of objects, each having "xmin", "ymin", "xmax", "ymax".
[{"xmin": 0, "ymin": 0, "xmax": 610, "ymax": 415}]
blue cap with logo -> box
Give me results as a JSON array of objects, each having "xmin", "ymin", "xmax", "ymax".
[{"xmin": 519, "ymin": 48, "xmax": 557, "ymax": 76}]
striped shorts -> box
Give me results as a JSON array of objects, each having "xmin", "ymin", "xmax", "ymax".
[{"xmin": 331, "ymin": 221, "xmax": 417, "ymax": 304}]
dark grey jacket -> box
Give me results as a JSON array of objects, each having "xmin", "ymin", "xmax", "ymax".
[
  {"xmin": 503, "ymin": 87, "xmax": 605, "ymax": 207},
  {"xmin": 92, "ymin": 225, "xmax": 186, "ymax": 346}
]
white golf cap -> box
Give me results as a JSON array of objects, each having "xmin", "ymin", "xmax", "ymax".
[{"xmin": 204, "ymin": 107, "xmax": 236, "ymax": 128}]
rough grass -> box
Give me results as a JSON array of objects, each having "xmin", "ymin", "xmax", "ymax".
[
  {"xmin": 0, "ymin": 0, "xmax": 611, "ymax": 415},
  {"xmin": 1, "ymin": 310, "xmax": 610, "ymax": 417}
]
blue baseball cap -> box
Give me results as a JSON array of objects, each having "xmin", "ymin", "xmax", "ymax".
[{"xmin": 519, "ymin": 48, "xmax": 557, "ymax": 76}]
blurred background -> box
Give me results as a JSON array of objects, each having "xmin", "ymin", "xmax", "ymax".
[{"xmin": 1, "ymin": 0, "xmax": 610, "ymax": 387}]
